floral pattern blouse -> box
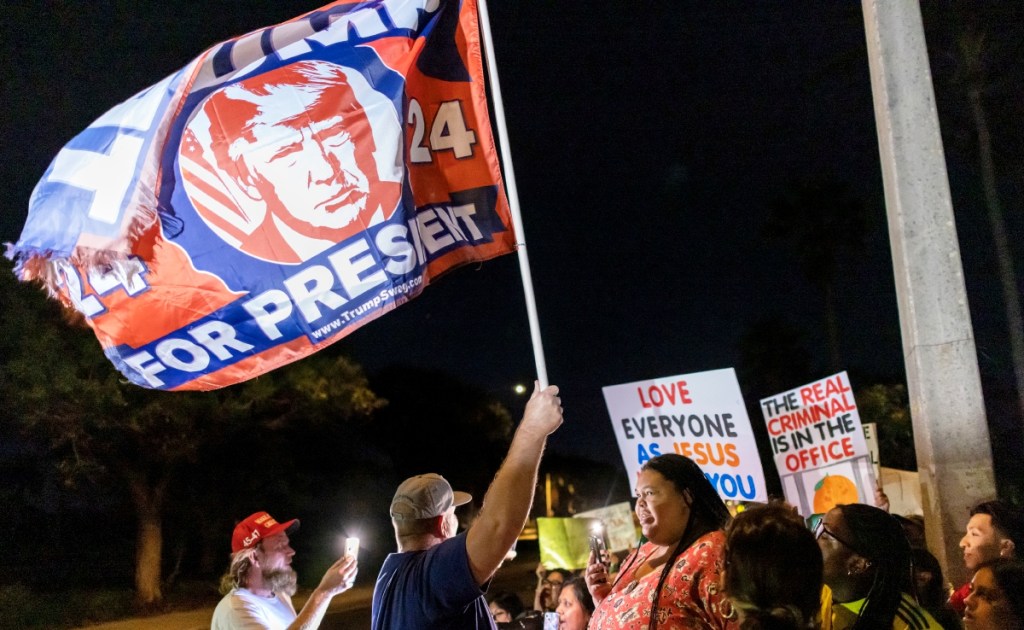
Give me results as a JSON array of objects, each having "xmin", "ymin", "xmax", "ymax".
[{"xmin": 589, "ymin": 530, "xmax": 737, "ymax": 630}]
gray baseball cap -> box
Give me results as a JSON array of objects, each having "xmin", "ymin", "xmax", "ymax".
[{"xmin": 390, "ymin": 473, "xmax": 472, "ymax": 521}]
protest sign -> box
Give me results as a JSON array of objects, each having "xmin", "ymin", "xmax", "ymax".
[
  {"xmin": 759, "ymin": 371, "xmax": 876, "ymax": 516},
  {"xmin": 537, "ymin": 517, "xmax": 600, "ymax": 571},
  {"xmin": 862, "ymin": 422, "xmax": 881, "ymax": 478},
  {"xmin": 574, "ymin": 502, "xmax": 638, "ymax": 552},
  {"xmin": 602, "ymin": 368, "xmax": 768, "ymax": 502},
  {"xmin": 880, "ymin": 466, "xmax": 922, "ymax": 516}
]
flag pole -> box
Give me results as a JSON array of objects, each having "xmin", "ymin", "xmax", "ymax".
[{"xmin": 476, "ymin": 0, "xmax": 550, "ymax": 388}]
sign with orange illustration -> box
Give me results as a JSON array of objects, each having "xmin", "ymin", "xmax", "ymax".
[
  {"xmin": 812, "ymin": 474, "xmax": 859, "ymax": 513},
  {"xmin": 759, "ymin": 371, "xmax": 876, "ymax": 516}
]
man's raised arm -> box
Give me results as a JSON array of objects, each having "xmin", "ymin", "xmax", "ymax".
[
  {"xmin": 465, "ymin": 382, "xmax": 563, "ymax": 585},
  {"xmin": 287, "ymin": 555, "xmax": 357, "ymax": 630}
]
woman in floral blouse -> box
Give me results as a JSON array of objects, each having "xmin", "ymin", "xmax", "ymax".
[{"xmin": 586, "ymin": 454, "xmax": 737, "ymax": 629}]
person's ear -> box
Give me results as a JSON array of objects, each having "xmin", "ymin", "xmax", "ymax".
[
  {"xmin": 999, "ymin": 537, "xmax": 1016, "ymax": 558},
  {"xmin": 235, "ymin": 167, "xmax": 263, "ymax": 201},
  {"xmin": 682, "ymin": 488, "xmax": 694, "ymax": 506},
  {"xmin": 846, "ymin": 555, "xmax": 872, "ymax": 576},
  {"xmin": 241, "ymin": 177, "xmax": 262, "ymax": 201},
  {"xmin": 433, "ymin": 514, "xmax": 448, "ymax": 538}
]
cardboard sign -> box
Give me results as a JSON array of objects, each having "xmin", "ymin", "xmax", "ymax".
[
  {"xmin": 879, "ymin": 466, "xmax": 922, "ymax": 516},
  {"xmin": 760, "ymin": 371, "xmax": 876, "ymax": 516},
  {"xmin": 537, "ymin": 517, "xmax": 600, "ymax": 571},
  {"xmin": 574, "ymin": 502, "xmax": 638, "ymax": 552},
  {"xmin": 603, "ymin": 368, "xmax": 768, "ymax": 502},
  {"xmin": 862, "ymin": 422, "xmax": 882, "ymax": 478}
]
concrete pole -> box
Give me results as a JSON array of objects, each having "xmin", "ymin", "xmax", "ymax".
[{"xmin": 861, "ymin": 0, "xmax": 996, "ymax": 585}]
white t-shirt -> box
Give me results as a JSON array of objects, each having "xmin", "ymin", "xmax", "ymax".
[{"xmin": 211, "ymin": 587, "xmax": 297, "ymax": 629}]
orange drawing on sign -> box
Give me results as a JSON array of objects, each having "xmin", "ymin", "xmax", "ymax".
[{"xmin": 812, "ymin": 474, "xmax": 858, "ymax": 513}]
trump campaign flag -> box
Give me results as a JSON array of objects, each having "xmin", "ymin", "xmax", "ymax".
[{"xmin": 7, "ymin": 0, "xmax": 515, "ymax": 390}]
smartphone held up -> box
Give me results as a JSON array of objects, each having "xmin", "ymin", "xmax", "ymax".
[
  {"xmin": 344, "ymin": 536, "xmax": 360, "ymax": 559},
  {"xmin": 343, "ymin": 536, "xmax": 359, "ymax": 588},
  {"xmin": 589, "ymin": 521, "xmax": 609, "ymax": 568}
]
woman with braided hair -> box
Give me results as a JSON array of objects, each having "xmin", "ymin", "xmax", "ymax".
[
  {"xmin": 586, "ymin": 454, "xmax": 738, "ymax": 629},
  {"xmin": 723, "ymin": 502, "xmax": 823, "ymax": 629},
  {"xmin": 817, "ymin": 503, "xmax": 942, "ymax": 630}
]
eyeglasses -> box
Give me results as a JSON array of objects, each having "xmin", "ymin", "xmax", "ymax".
[
  {"xmin": 542, "ymin": 578, "xmax": 565, "ymax": 587},
  {"xmin": 814, "ymin": 519, "xmax": 861, "ymax": 554}
]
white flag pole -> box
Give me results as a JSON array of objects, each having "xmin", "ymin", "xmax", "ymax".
[{"xmin": 476, "ymin": 0, "xmax": 550, "ymax": 388}]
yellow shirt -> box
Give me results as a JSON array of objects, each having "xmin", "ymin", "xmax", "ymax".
[
  {"xmin": 821, "ymin": 585, "xmax": 942, "ymax": 630},
  {"xmin": 820, "ymin": 585, "xmax": 858, "ymax": 630}
]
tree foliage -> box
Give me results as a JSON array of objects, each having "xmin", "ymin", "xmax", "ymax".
[
  {"xmin": 0, "ymin": 260, "xmax": 383, "ymax": 606},
  {"xmin": 1, "ymin": 256, "xmax": 524, "ymax": 607},
  {"xmin": 855, "ymin": 383, "xmax": 916, "ymax": 471}
]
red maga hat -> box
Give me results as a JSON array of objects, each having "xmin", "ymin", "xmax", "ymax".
[{"xmin": 231, "ymin": 511, "xmax": 299, "ymax": 553}]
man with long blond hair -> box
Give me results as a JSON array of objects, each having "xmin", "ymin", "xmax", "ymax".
[{"xmin": 212, "ymin": 511, "xmax": 357, "ymax": 630}]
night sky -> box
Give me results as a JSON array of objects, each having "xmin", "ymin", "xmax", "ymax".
[{"xmin": 2, "ymin": 2, "xmax": 1021, "ymax": 477}]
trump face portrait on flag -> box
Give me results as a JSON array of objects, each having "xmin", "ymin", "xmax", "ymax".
[
  {"xmin": 180, "ymin": 60, "xmax": 403, "ymax": 264},
  {"xmin": 10, "ymin": 0, "xmax": 519, "ymax": 390}
]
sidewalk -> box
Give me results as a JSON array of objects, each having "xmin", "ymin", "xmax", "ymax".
[{"xmin": 76, "ymin": 584, "xmax": 376, "ymax": 630}]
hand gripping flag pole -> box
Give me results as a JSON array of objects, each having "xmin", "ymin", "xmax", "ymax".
[{"xmin": 477, "ymin": 0, "xmax": 550, "ymax": 388}]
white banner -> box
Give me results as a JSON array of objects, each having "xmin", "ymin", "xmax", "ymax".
[{"xmin": 602, "ymin": 368, "xmax": 768, "ymax": 503}]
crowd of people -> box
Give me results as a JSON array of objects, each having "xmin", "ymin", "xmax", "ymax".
[{"xmin": 208, "ymin": 382, "xmax": 1023, "ymax": 630}]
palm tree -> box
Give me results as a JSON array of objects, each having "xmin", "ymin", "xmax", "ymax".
[{"xmin": 957, "ymin": 23, "xmax": 1024, "ymax": 423}]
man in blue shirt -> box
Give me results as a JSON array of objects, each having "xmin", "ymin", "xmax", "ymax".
[{"xmin": 371, "ymin": 382, "xmax": 563, "ymax": 629}]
